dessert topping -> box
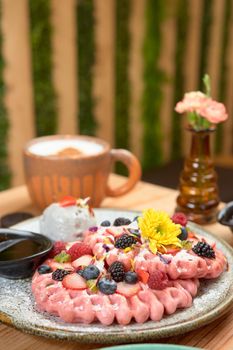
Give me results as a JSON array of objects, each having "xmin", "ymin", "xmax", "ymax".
[
  {"xmin": 82, "ymin": 265, "xmax": 100, "ymax": 280},
  {"xmin": 113, "ymin": 217, "xmax": 131, "ymax": 226},
  {"xmin": 128, "ymin": 228, "xmax": 141, "ymax": 237},
  {"xmin": 115, "ymin": 234, "xmax": 137, "ymax": 249},
  {"xmin": 116, "ymin": 282, "xmax": 140, "ymax": 297},
  {"xmin": 192, "ymin": 242, "xmax": 216, "ymax": 259},
  {"xmin": 67, "ymin": 242, "xmax": 92, "ymax": 261},
  {"xmin": 62, "ymin": 273, "xmax": 87, "ymax": 290},
  {"xmin": 147, "ymin": 270, "xmax": 169, "ymax": 290},
  {"xmin": 178, "ymin": 226, "xmax": 188, "ymax": 241},
  {"xmin": 54, "ymin": 251, "xmax": 71, "ymax": 263},
  {"xmin": 98, "ymin": 278, "xmax": 117, "ymax": 295},
  {"xmin": 124, "ymin": 271, "xmax": 138, "ymax": 284},
  {"xmin": 171, "ymin": 212, "xmax": 188, "ymax": 226},
  {"xmin": 52, "ymin": 269, "xmax": 70, "ymax": 281},
  {"xmin": 108, "ymin": 261, "xmax": 125, "ymax": 282},
  {"xmin": 100, "ymin": 220, "xmax": 111, "ymax": 227},
  {"xmin": 72, "ymin": 254, "xmax": 93, "ymax": 268},
  {"xmin": 38, "ymin": 265, "xmax": 52, "ymax": 274},
  {"xmin": 59, "ymin": 195, "xmax": 77, "ymax": 207},
  {"xmin": 138, "ymin": 209, "xmax": 182, "ymax": 254},
  {"xmin": 137, "ymin": 269, "xmax": 149, "ymax": 284},
  {"xmin": 89, "ymin": 226, "xmax": 98, "ymax": 232}
]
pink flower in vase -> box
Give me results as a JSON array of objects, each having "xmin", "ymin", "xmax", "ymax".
[
  {"xmin": 175, "ymin": 91, "xmax": 210, "ymax": 114},
  {"xmin": 199, "ymin": 100, "xmax": 228, "ymax": 124}
]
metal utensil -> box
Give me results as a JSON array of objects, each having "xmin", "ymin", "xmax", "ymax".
[{"xmin": 0, "ymin": 238, "xmax": 27, "ymax": 253}]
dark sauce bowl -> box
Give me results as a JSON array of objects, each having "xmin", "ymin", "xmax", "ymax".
[
  {"xmin": 218, "ymin": 201, "xmax": 233, "ymax": 233},
  {"xmin": 0, "ymin": 228, "xmax": 52, "ymax": 279}
]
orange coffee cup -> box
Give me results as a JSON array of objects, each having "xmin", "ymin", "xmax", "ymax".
[{"xmin": 23, "ymin": 135, "xmax": 141, "ymax": 210}]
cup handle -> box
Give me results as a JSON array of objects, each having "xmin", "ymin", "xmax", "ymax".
[{"xmin": 106, "ymin": 149, "xmax": 141, "ymax": 197}]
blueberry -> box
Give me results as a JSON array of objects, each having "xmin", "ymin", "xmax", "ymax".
[
  {"xmin": 82, "ymin": 265, "xmax": 100, "ymax": 280},
  {"xmin": 77, "ymin": 269, "xmax": 83, "ymax": 276},
  {"xmin": 98, "ymin": 278, "xmax": 117, "ymax": 295},
  {"xmin": 113, "ymin": 217, "xmax": 131, "ymax": 226},
  {"xmin": 178, "ymin": 227, "xmax": 188, "ymax": 241},
  {"xmin": 128, "ymin": 228, "xmax": 140, "ymax": 237},
  {"xmin": 124, "ymin": 271, "xmax": 138, "ymax": 284},
  {"xmin": 133, "ymin": 216, "xmax": 139, "ymax": 222},
  {"xmin": 100, "ymin": 220, "xmax": 111, "ymax": 227},
  {"xmin": 38, "ymin": 265, "xmax": 52, "ymax": 274}
]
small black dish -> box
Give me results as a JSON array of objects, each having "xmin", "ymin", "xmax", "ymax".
[
  {"xmin": 0, "ymin": 228, "xmax": 52, "ymax": 279},
  {"xmin": 217, "ymin": 201, "xmax": 233, "ymax": 233}
]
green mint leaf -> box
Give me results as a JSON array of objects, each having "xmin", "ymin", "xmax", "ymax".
[
  {"xmin": 54, "ymin": 251, "xmax": 71, "ymax": 263},
  {"xmin": 180, "ymin": 240, "xmax": 193, "ymax": 250}
]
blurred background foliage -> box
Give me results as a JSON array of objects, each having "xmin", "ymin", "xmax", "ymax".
[{"xmin": 0, "ymin": 0, "xmax": 232, "ymax": 189}]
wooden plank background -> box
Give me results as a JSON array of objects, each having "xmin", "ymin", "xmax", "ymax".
[{"xmin": 0, "ymin": 0, "xmax": 232, "ymax": 187}]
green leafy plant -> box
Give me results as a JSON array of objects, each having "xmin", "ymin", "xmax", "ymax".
[
  {"xmin": 29, "ymin": 0, "xmax": 57, "ymax": 136},
  {"xmin": 172, "ymin": 0, "xmax": 189, "ymax": 159},
  {"xmin": 141, "ymin": 0, "xmax": 166, "ymax": 169},
  {"xmin": 76, "ymin": 0, "xmax": 96, "ymax": 135},
  {"xmin": 198, "ymin": 0, "xmax": 213, "ymax": 88},
  {"xmin": 115, "ymin": 0, "xmax": 131, "ymax": 174},
  {"xmin": 0, "ymin": 4, "xmax": 10, "ymax": 189},
  {"xmin": 215, "ymin": 0, "xmax": 232, "ymax": 153}
]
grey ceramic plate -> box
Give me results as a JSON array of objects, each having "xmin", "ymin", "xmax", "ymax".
[{"xmin": 0, "ymin": 209, "xmax": 232, "ymax": 344}]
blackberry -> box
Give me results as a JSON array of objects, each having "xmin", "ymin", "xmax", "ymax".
[
  {"xmin": 192, "ymin": 242, "xmax": 215, "ymax": 259},
  {"xmin": 108, "ymin": 261, "xmax": 125, "ymax": 282},
  {"xmin": 52, "ymin": 269, "xmax": 70, "ymax": 281},
  {"xmin": 113, "ymin": 217, "xmax": 131, "ymax": 226},
  {"xmin": 115, "ymin": 234, "xmax": 137, "ymax": 249}
]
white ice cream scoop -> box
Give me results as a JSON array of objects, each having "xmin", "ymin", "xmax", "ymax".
[{"xmin": 40, "ymin": 198, "xmax": 96, "ymax": 242}]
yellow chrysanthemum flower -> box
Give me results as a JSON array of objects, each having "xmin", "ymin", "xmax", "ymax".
[{"xmin": 138, "ymin": 209, "xmax": 182, "ymax": 253}]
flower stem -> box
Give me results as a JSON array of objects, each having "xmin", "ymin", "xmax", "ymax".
[{"xmin": 203, "ymin": 74, "xmax": 211, "ymax": 97}]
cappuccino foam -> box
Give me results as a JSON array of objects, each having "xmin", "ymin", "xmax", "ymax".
[{"xmin": 28, "ymin": 139, "xmax": 103, "ymax": 157}]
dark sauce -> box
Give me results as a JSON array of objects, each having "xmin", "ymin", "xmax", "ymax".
[{"xmin": 0, "ymin": 237, "xmax": 43, "ymax": 261}]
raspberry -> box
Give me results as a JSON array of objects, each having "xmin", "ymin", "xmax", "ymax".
[
  {"xmin": 115, "ymin": 234, "xmax": 137, "ymax": 249},
  {"xmin": 171, "ymin": 212, "xmax": 188, "ymax": 226},
  {"xmin": 108, "ymin": 261, "xmax": 125, "ymax": 282},
  {"xmin": 148, "ymin": 271, "xmax": 169, "ymax": 290},
  {"xmin": 49, "ymin": 241, "xmax": 66, "ymax": 258},
  {"xmin": 192, "ymin": 242, "xmax": 215, "ymax": 259},
  {"xmin": 67, "ymin": 242, "xmax": 92, "ymax": 261}
]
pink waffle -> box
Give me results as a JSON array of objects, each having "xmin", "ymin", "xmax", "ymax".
[
  {"xmin": 32, "ymin": 266, "xmax": 199, "ymax": 325},
  {"xmin": 32, "ymin": 224, "xmax": 226, "ymax": 325}
]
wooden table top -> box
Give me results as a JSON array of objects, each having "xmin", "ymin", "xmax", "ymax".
[{"xmin": 0, "ymin": 175, "xmax": 233, "ymax": 350}]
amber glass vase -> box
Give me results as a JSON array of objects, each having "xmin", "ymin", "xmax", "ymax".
[{"xmin": 176, "ymin": 128, "xmax": 220, "ymax": 224}]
